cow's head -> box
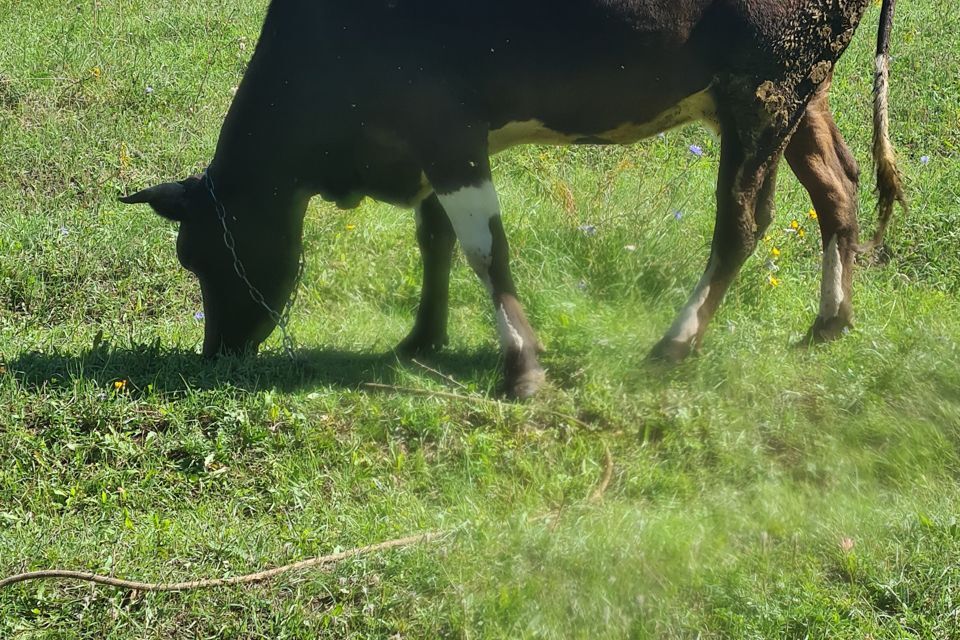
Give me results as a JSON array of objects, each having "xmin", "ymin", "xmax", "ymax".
[{"xmin": 120, "ymin": 174, "xmax": 303, "ymax": 357}]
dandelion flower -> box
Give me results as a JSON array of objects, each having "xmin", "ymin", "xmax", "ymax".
[
  {"xmin": 770, "ymin": 247, "xmax": 781, "ymax": 258},
  {"xmin": 90, "ymin": 66, "xmax": 102, "ymax": 79},
  {"xmin": 768, "ymin": 275, "xmax": 780, "ymax": 287},
  {"xmin": 808, "ymin": 209, "xmax": 818, "ymax": 220},
  {"xmin": 346, "ymin": 224, "xmax": 356, "ymax": 231},
  {"xmin": 790, "ymin": 219, "xmax": 800, "ymax": 230},
  {"xmin": 113, "ymin": 380, "xmax": 128, "ymax": 391},
  {"xmin": 798, "ymin": 228, "xmax": 806, "ymax": 239}
]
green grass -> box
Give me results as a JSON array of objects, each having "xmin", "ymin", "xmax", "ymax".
[{"xmin": 2, "ymin": 0, "xmax": 960, "ymax": 637}]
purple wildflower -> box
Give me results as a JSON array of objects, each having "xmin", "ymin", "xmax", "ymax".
[
  {"xmin": 578, "ymin": 224, "xmax": 597, "ymax": 237},
  {"xmin": 920, "ymin": 155, "xmax": 930, "ymax": 165},
  {"xmin": 689, "ymin": 144, "xmax": 704, "ymax": 158},
  {"xmin": 673, "ymin": 210, "xmax": 683, "ymax": 221},
  {"xmin": 58, "ymin": 226, "xmax": 69, "ymax": 236},
  {"xmin": 194, "ymin": 311, "xmax": 205, "ymax": 321}
]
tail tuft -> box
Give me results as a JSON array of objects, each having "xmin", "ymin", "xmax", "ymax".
[{"xmin": 859, "ymin": 0, "xmax": 906, "ymax": 254}]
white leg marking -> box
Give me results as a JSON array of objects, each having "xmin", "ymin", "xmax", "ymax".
[
  {"xmin": 496, "ymin": 304, "xmax": 524, "ymax": 352},
  {"xmin": 437, "ymin": 182, "xmax": 500, "ymax": 290},
  {"xmin": 820, "ymin": 235, "xmax": 844, "ymax": 319},
  {"xmin": 666, "ymin": 260, "xmax": 716, "ymax": 344}
]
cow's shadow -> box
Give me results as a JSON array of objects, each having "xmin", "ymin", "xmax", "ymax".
[{"xmin": 5, "ymin": 342, "xmax": 501, "ymax": 396}]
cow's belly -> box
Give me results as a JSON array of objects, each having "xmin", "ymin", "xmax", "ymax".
[{"xmin": 488, "ymin": 88, "xmax": 718, "ymax": 154}]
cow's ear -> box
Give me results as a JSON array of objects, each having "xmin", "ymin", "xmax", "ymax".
[{"xmin": 120, "ymin": 178, "xmax": 199, "ymax": 222}]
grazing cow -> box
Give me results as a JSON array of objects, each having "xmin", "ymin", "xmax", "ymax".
[{"xmin": 121, "ymin": 0, "xmax": 904, "ymax": 398}]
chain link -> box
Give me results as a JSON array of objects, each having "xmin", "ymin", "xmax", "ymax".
[{"xmin": 204, "ymin": 170, "xmax": 305, "ymax": 358}]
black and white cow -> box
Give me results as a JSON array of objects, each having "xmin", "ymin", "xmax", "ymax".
[{"xmin": 121, "ymin": 0, "xmax": 904, "ymax": 398}]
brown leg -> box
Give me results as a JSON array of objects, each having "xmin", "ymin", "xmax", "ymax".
[
  {"xmin": 785, "ymin": 89, "xmax": 860, "ymax": 342},
  {"xmin": 396, "ymin": 193, "xmax": 457, "ymax": 356},
  {"xmin": 488, "ymin": 216, "xmax": 545, "ymax": 399},
  {"xmin": 432, "ymin": 171, "xmax": 545, "ymax": 399},
  {"xmin": 650, "ymin": 106, "xmax": 782, "ymax": 362},
  {"xmin": 410, "ymin": 112, "xmax": 545, "ymax": 397}
]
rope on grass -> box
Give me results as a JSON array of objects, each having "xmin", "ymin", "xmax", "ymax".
[{"xmin": 0, "ymin": 531, "xmax": 444, "ymax": 593}]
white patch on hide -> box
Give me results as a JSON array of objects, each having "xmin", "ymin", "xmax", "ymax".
[
  {"xmin": 666, "ymin": 260, "xmax": 716, "ymax": 344},
  {"xmin": 488, "ymin": 120, "xmax": 578, "ymax": 153},
  {"xmin": 437, "ymin": 181, "xmax": 500, "ymax": 290},
  {"xmin": 819, "ymin": 235, "xmax": 844, "ymax": 319},
  {"xmin": 496, "ymin": 304, "xmax": 524, "ymax": 352},
  {"xmin": 488, "ymin": 88, "xmax": 719, "ymax": 153}
]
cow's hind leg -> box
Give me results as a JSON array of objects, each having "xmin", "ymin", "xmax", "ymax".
[
  {"xmin": 397, "ymin": 193, "xmax": 457, "ymax": 356},
  {"xmin": 649, "ymin": 109, "xmax": 782, "ymax": 362},
  {"xmin": 785, "ymin": 89, "xmax": 859, "ymax": 342},
  {"xmin": 428, "ymin": 161, "xmax": 544, "ymax": 399}
]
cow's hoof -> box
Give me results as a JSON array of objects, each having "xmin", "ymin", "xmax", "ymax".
[
  {"xmin": 394, "ymin": 330, "xmax": 448, "ymax": 359},
  {"xmin": 802, "ymin": 315, "xmax": 853, "ymax": 345},
  {"xmin": 505, "ymin": 367, "xmax": 546, "ymax": 401},
  {"xmin": 647, "ymin": 337, "xmax": 694, "ymax": 364}
]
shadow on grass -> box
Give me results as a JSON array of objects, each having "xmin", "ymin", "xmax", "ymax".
[{"xmin": 6, "ymin": 342, "xmax": 500, "ymax": 396}]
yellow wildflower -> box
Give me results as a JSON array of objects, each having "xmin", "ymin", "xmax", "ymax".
[
  {"xmin": 797, "ymin": 228, "xmax": 806, "ymax": 239},
  {"xmin": 770, "ymin": 247, "xmax": 781, "ymax": 258},
  {"xmin": 113, "ymin": 379, "xmax": 127, "ymax": 391},
  {"xmin": 90, "ymin": 66, "xmax": 102, "ymax": 80},
  {"xmin": 119, "ymin": 143, "xmax": 130, "ymax": 170},
  {"xmin": 808, "ymin": 209, "xmax": 818, "ymax": 220},
  {"xmin": 768, "ymin": 275, "xmax": 780, "ymax": 287},
  {"xmin": 345, "ymin": 224, "xmax": 356, "ymax": 231},
  {"xmin": 790, "ymin": 219, "xmax": 800, "ymax": 230}
]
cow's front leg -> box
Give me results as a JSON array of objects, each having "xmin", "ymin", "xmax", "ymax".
[
  {"xmin": 397, "ymin": 193, "xmax": 457, "ymax": 357},
  {"xmin": 436, "ymin": 179, "xmax": 545, "ymax": 399},
  {"xmin": 650, "ymin": 128, "xmax": 780, "ymax": 362}
]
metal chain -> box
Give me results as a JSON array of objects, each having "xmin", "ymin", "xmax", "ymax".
[{"xmin": 204, "ymin": 169, "xmax": 305, "ymax": 358}]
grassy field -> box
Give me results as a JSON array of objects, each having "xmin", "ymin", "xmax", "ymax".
[{"xmin": 1, "ymin": 0, "xmax": 959, "ymax": 637}]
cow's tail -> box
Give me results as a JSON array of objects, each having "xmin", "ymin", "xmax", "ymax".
[{"xmin": 859, "ymin": 0, "xmax": 906, "ymax": 253}]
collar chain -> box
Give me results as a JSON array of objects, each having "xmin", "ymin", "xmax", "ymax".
[{"xmin": 204, "ymin": 170, "xmax": 305, "ymax": 358}]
